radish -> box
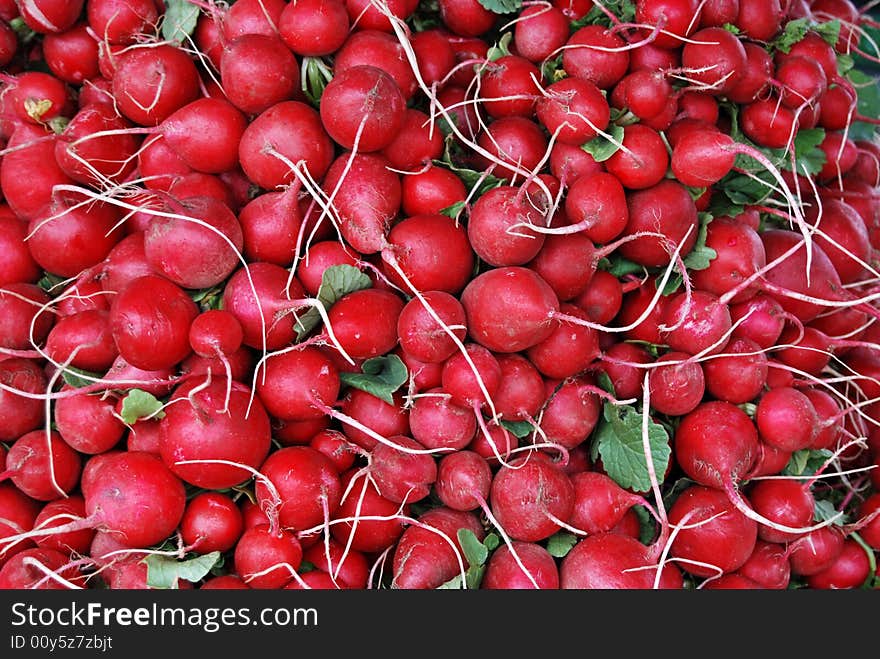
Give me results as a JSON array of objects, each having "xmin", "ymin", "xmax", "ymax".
[
  {"xmin": 668, "ymin": 485, "xmax": 758, "ymax": 577},
  {"xmin": 54, "ymin": 388, "xmax": 125, "ymax": 454},
  {"xmin": 221, "ymin": 34, "xmax": 299, "ymax": 116},
  {"xmin": 647, "ymin": 351, "xmax": 706, "ymax": 416},
  {"xmin": 490, "ymin": 453, "xmax": 574, "ymax": 542},
  {"xmin": 369, "ymin": 436, "xmax": 438, "ymax": 504},
  {"xmin": 408, "ymin": 388, "xmax": 477, "ymax": 451},
  {"xmin": 33, "ymin": 496, "xmax": 94, "ymax": 556},
  {"xmin": 560, "ymin": 533, "xmax": 658, "ymax": 589},
  {"xmin": 483, "ymin": 541, "xmax": 559, "ymax": 589},
  {"xmin": 320, "ymin": 65, "xmax": 406, "ymax": 152},
  {"xmin": 234, "ymin": 525, "xmax": 302, "ymax": 589},
  {"xmin": 180, "ymin": 492, "xmax": 244, "ymax": 554},
  {"xmin": 279, "ymin": 0, "xmax": 350, "ymax": 56},
  {"xmin": 340, "ymin": 390, "xmax": 410, "ymax": 451},
  {"xmin": 0, "ymin": 283, "xmax": 54, "ymax": 351},
  {"xmin": 3, "ymin": 430, "xmax": 81, "ymax": 501},
  {"xmin": 109, "ymin": 275, "xmax": 199, "ymax": 371}
]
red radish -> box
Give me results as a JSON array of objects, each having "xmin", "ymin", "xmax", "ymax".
[
  {"xmin": 381, "ymin": 213, "xmax": 474, "ymax": 294},
  {"xmin": 87, "ymin": 0, "xmax": 158, "ymax": 44},
  {"xmin": 296, "ymin": 242, "xmax": 360, "ymax": 296},
  {"xmin": 4, "ymin": 430, "xmax": 81, "ymax": 501},
  {"xmin": 330, "ymin": 469, "xmax": 407, "ymax": 553},
  {"xmin": 180, "ymin": 492, "xmax": 244, "ymax": 554},
  {"xmin": 112, "ymin": 45, "xmax": 200, "ymax": 126},
  {"xmin": 660, "ymin": 290, "xmax": 732, "ymax": 356},
  {"xmin": 490, "ymin": 453, "xmax": 574, "ymax": 542},
  {"xmin": 560, "ymin": 533, "xmax": 657, "ymax": 589},
  {"xmin": 340, "ymin": 389, "xmax": 410, "ymax": 451},
  {"xmin": 234, "ymin": 525, "xmax": 302, "ymax": 589},
  {"xmin": 513, "ymin": 5, "xmax": 569, "ymax": 63},
  {"xmin": 562, "ymin": 25, "xmax": 629, "ymax": 90},
  {"xmin": 333, "ymin": 29, "xmax": 417, "ymax": 100},
  {"xmin": 475, "ymin": 116, "xmax": 549, "ymax": 180},
  {"xmin": 255, "ymin": 446, "xmax": 342, "ymax": 531},
  {"xmin": 397, "ymin": 292, "xmax": 467, "ymax": 363},
  {"xmin": 222, "ymin": 0, "xmax": 286, "ymax": 39},
  {"xmin": 302, "ymin": 538, "xmax": 369, "ymax": 588},
  {"xmin": 381, "ymin": 109, "xmax": 443, "ymax": 171},
  {"xmin": 461, "ymin": 267, "xmax": 558, "ymax": 353},
  {"xmin": 0, "ymin": 209, "xmax": 40, "ymax": 285},
  {"xmin": 537, "ymin": 377, "xmax": 601, "ymax": 451},
  {"xmin": 0, "ymin": 482, "xmax": 40, "ymax": 567},
  {"xmin": 435, "ymin": 450, "xmax": 491, "ymax": 512},
  {"xmin": 788, "ymin": 526, "xmax": 845, "ymax": 576},
  {"xmin": 536, "ymin": 78, "xmax": 610, "ymax": 146},
  {"xmin": 369, "ymin": 436, "xmax": 438, "ymax": 504},
  {"xmin": 221, "ymin": 35, "xmax": 299, "ymax": 116},
  {"xmin": 33, "ymin": 496, "xmax": 94, "ymax": 556},
  {"xmin": 668, "ymin": 485, "xmax": 758, "ymax": 577},
  {"xmin": 320, "ymin": 65, "xmax": 406, "ymax": 152},
  {"xmin": 391, "ymin": 507, "xmax": 484, "ymax": 589},
  {"xmin": 408, "ymin": 388, "xmax": 477, "ymax": 451},
  {"xmin": 735, "ymin": 0, "xmax": 783, "ymax": 41},
  {"xmin": 747, "ymin": 479, "xmax": 815, "ymax": 544},
  {"xmin": 344, "ymin": 0, "xmax": 414, "ymax": 32},
  {"xmin": 28, "ymin": 195, "xmax": 122, "ymax": 278},
  {"xmin": 647, "ymin": 351, "xmax": 705, "ymax": 416},
  {"xmin": 160, "ymin": 98, "xmax": 248, "ymax": 174},
  {"xmin": 737, "ymin": 540, "xmax": 790, "ymax": 590},
  {"xmin": 159, "ymin": 378, "xmax": 271, "ymax": 489},
  {"xmin": 702, "ymin": 337, "xmax": 768, "ymax": 404},
  {"xmin": 441, "ymin": 343, "xmax": 502, "ymax": 410},
  {"xmin": 730, "ymin": 294, "xmax": 787, "ymax": 349},
  {"xmin": 467, "ymin": 186, "xmax": 547, "ymax": 268},
  {"xmin": 410, "ymin": 29, "xmax": 456, "ymax": 87},
  {"xmin": 1, "ymin": 124, "xmax": 75, "ymax": 220},
  {"xmin": 605, "ymin": 124, "xmax": 670, "ymax": 191},
  {"xmin": 741, "ymin": 99, "xmax": 798, "ymax": 149},
  {"xmin": 326, "ymin": 289, "xmax": 404, "ymax": 360},
  {"xmin": 189, "ymin": 310, "xmax": 244, "ymax": 359},
  {"xmin": 0, "ymin": 283, "xmax": 54, "ymax": 350},
  {"xmin": 238, "ymin": 101, "xmax": 334, "ymax": 190},
  {"xmin": 569, "ymin": 472, "xmax": 644, "ymax": 535},
  {"xmin": 437, "ymin": 0, "xmax": 496, "ymax": 37},
  {"xmin": 674, "ymin": 401, "xmax": 758, "ymax": 490},
  {"xmin": 221, "ymin": 261, "xmax": 305, "ymax": 351},
  {"xmin": 0, "ymin": 547, "xmax": 78, "ymax": 589},
  {"xmin": 805, "ymin": 539, "xmax": 871, "ymax": 589},
  {"xmin": 110, "ymin": 275, "xmax": 199, "ymax": 371},
  {"xmin": 572, "ymin": 270, "xmax": 623, "ymax": 324},
  {"xmin": 321, "ymin": 152, "xmax": 401, "ymax": 254},
  {"xmin": 525, "ymin": 304, "xmax": 600, "ymax": 380},
  {"xmin": 401, "ymin": 167, "xmax": 467, "ymax": 217},
  {"xmin": 279, "ymin": 0, "xmax": 350, "ymax": 56},
  {"xmin": 256, "ymin": 346, "xmax": 340, "ymax": 421},
  {"xmin": 310, "ymin": 430, "xmax": 358, "ymax": 473},
  {"xmin": 564, "ymin": 172, "xmax": 629, "ymax": 245},
  {"xmin": 691, "ymin": 218, "xmax": 766, "ymax": 302},
  {"xmin": 754, "ymin": 387, "xmax": 819, "ymax": 453},
  {"xmin": 528, "ymin": 233, "xmax": 599, "ymax": 303},
  {"xmin": 143, "ymin": 195, "xmax": 244, "ymax": 289},
  {"xmin": 54, "ymin": 103, "xmax": 139, "ymax": 186},
  {"xmin": 482, "ymin": 541, "xmax": 559, "ymax": 589},
  {"xmin": 54, "ymin": 389, "xmax": 125, "ymax": 454}
]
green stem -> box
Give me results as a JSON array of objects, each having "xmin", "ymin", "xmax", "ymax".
[{"xmin": 850, "ymin": 532, "xmax": 877, "ymax": 590}]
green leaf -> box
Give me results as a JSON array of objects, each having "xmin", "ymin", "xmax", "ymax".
[
  {"xmin": 162, "ymin": 0, "xmax": 200, "ymax": 44},
  {"xmin": 438, "ymin": 159, "xmax": 505, "ymax": 201},
  {"xmin": 339, "ymin": 354, "xmax": 408, "ymax": 405},
  {"xmin": 487, "ymin": 32, "xmax": 512, "ymax": 61},
  {"xmin": 144, "ymin": 551, "xmax": 221, "ymax": 590},
  {"xmin": 546, "ymin": 531, "xmax": 578, "ymax": 558},
  {"xmin": 592, "ymin": 403, "xmax": 671, "ymax": 493},
  {"xmin": 476, "ymin": 0, "xmax": 521, "ymax": 13},
  {"xmin": 498, "ymin": 419, "xmax": 533, "ymax": 439},
  {"xmin": 458, "ymin": 529, "xmax": 488, "ymax": 567},
  {"xmin": 814, "ymin": 499, "xmax": 845, "ymax": 526},
  {"xmin": 847, "ymin": 69, "xmax": 880, "ymax": 140},
  {"xmin": 483, "ymin": 533, "xmax": 500, "ymax": 551},
  {"xmin": 580, "ymin": 124, "xmax": 625, "ymax": 163},
  {"xmin": 596, "ymin": 371, "xmax": 616, "ymax": 397},
  {"xmin": 682, "ymin": 212, "xmax": 717, "ymax": 271},
  {"xmin": 783, "ymin": 448, "xmax": 833, "ymax": 477},
  {"xmin": 773, "ymin": 18, "xmax": 810, "ymax": 53},
  {"xmin": 119, "ymin": 389, "xmax": 166, "ymax": 425},
  {"xmin": 813, "ymin": 19, "xmax": 842, "ymax": 47},
  {"xmin": 570, "ymin": 0, "xmax": 635, "ymax": 29},
  {"xmin": 61, "ymin": 366, "xmax": 102, "ymax": 389},
  {"xmin": 439, "ymin": 200, "xmax": 467, "ymax": 220},
  {"xmin": 294, "ymin": 264, "xmax": 371, "ymax": 340},
  {"xmin": 721, "ymin": 23, "xmax": 741, "ymax": 35},
  {"xmin": 633, "ymin": 505, "xmax": 656, "ymax": 546},
  {"xmin": 541, "ymin": 54, "xmax": 566, "ymax": 83},
  {"xmin": 603, "ymin": 254, "xmax": 645, "ymax": 278},
  {"xmin": 302, "ymin": 57, "xmax": 334, "ymax": 108},
  {"xmin": 659, "ymin": 272, "xmax": 683, "ymax": 296},
  {"xmin": 37, "ymin": 272, "xmax": 66, "ymax": 293},
  {"xmin": 837, "ymin": 53, "xmax": 855, "ymax": 75},
  {"xmin": 738, "ymin": 402, "xmax": 757, "ymax": 417}
]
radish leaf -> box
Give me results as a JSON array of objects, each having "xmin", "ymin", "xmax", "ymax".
[
  {"xmin": 498, "ymin": 419, "xmax": 533, "ymax": 438},
  {"xmin": 476, "ymin": 0, "xmax": 522, "ymax": 14},
  {"xmin": 591, "ymin": 403, "xmax": 671, "ymax": 493},
  {"xmin": 145, "ymin": 551, "xmax": 221, "ymax": 589},
  {"xmin": 120, "ymin": 389, "xmax": 166, "ymax": 425},
  {"xmin": 295, "ymin": 264, "xmax": 371, "ymax": 340},
  {"xmin": 546, "ymin": 531, "xmax": 577, "ymax": 558},
  {"xmin": 580, "ymin": 124, "xmax": 625, "ymax": 162},
  {"xmin": 339, "ymin": 355, "xmax": 408, "ymax": 405},
  {"xmin": 61, "ymin": 366, "xmax": 102, "ymax": 389},
  {"xmin": 162, "ymin": 0, "xmax": 200, "ymax": 44}
]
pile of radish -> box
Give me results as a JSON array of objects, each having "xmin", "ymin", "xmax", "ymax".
[{"xmin": 1, "ymin": 0, "xmax": 880, "ymax": 590}]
